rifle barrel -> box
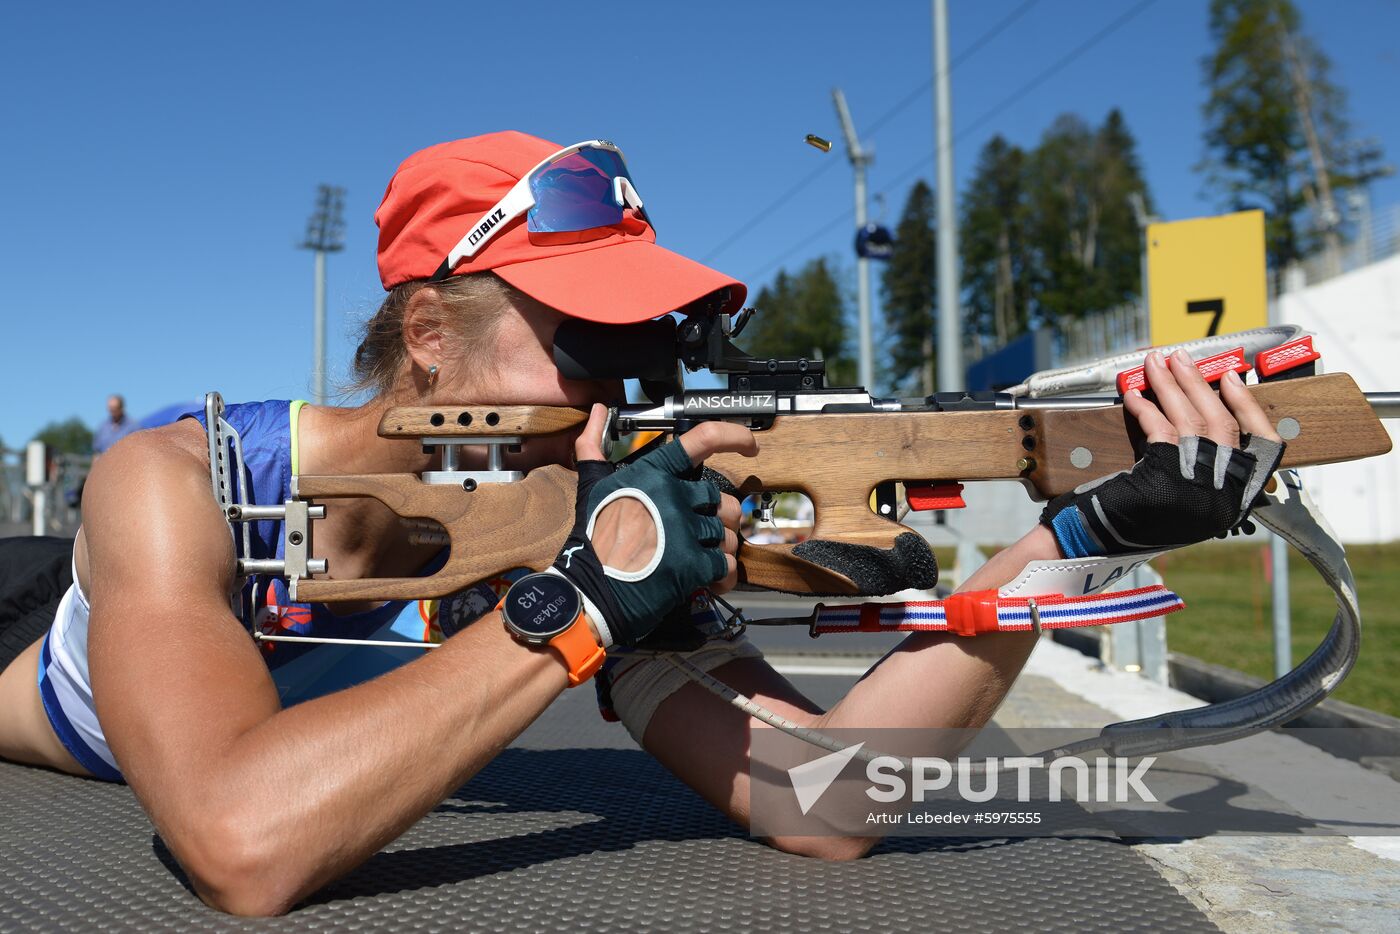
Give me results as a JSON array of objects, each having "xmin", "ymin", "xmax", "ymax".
[
  {"xmin": 1368, "ymin": 392, "xmax": 1400, "ymax": 419},
  {"xmin": 1013, "ymin": 396, "xmax": 1118, "ymax": 410},
  {"xmin": 615, "ymin": 388, "xmax": 1400, "ymax": 428},
  {"xmin": 1016, "ymin": 392, "xmax": 1399, "ymax": 419}
]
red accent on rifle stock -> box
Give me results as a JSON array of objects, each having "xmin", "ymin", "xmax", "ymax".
[
  {"xmin": 1255, "ymin": 336, "xmax": 1321, "ymax": 380},
  {"xmin": 905, "ymin": 481, "xmax": 967, "ymax": 511},
  {"xmin": 1116, "ymin": 347, "xmax": 1252, "ymax": 394}
]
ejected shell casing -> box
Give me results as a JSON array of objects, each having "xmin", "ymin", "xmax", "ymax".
[{"xmin": 804, "ymin": 134, "xmax": 833, "ymax": 152}]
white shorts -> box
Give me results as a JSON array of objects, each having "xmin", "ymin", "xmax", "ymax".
[{"xmin": 601, "ymin": 636, "xmax": 764, "ymax": 745}]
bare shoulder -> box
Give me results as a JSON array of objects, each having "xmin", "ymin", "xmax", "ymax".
[
  {"xmin": 87, "ymin": 417, "xmax": 210, "ymax": 489},
  {"xmin": 82, "ymin": 418, "xmax": 283, "ymax": 794},
  {"xmin": 81, "ymin": 418, "xmax": 237, "ymax": 612}
]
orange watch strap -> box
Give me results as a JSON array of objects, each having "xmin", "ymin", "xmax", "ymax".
[
  {"xmin": 496, "ymin": 595, "xmax": 605, "ymax": 687},
  {"xmin": 551, "ymin": 617, "xmax": 607, "ymax": 687}
]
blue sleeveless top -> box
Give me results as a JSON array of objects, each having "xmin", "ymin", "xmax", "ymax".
[
  {"xmin": 190, "ymin": 400, "xmax": 482, "ymax": 704},
  {"xmin": 39, "ymin": 400, "xmax": 504, "ymax": 781}
]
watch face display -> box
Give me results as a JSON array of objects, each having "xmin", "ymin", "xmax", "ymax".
[{"xmin": 503, "ymin": 573, "xmax": 581, "ymax": 641}]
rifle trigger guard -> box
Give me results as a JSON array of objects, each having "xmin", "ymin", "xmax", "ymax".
[{"xmin": 704, "ymin": 589, "xmax": 749, "ymax": 640}]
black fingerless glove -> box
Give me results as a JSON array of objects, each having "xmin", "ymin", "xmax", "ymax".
[
  {"xmin": 1040, "ymin": 434, "xmax": 1285, "ymax": 558},
  {"xmin": 553, "ymin": 440, "xmax": 729, "ymax": 647}
]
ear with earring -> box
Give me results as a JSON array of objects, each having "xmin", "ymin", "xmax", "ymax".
[{"xmin": 427, "ymin": 364, "xmax": 439, "ymax": 385}]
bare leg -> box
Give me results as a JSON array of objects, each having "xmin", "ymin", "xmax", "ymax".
[{"xmin": 0, "ymin": 636, "xmax": 91, "ymax": 775}]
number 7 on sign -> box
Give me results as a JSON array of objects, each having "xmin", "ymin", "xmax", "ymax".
[{"xmin": 1187, "ymin": 298, "xmax": 1225, "ymax": 337}]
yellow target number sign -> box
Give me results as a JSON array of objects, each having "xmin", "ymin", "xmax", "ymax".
[{"xmin": 1147, "ymin": 209, "xmax": 1267, "ymax": 346}]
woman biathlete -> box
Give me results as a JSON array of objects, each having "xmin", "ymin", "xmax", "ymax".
[{"xmin": 0, "ymin": 131, "xmax": 1284, "ymax": 915}]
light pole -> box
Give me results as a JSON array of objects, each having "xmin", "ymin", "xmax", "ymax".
[
  {"xmin": 301, "ymin": 185, "xmax": 346, "ymax": 404},
  {"xmin": 932, "ymin": 0, "xmax": 962, "ymax": 391},
  {"xmin": 832, "ymin": 88, "xmax": 876, "ymax": 391}
]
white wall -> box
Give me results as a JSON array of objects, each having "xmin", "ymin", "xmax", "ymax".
[{"xmin": 1278, "ymin": 254, "xmax": 1400, "ymax": 543}]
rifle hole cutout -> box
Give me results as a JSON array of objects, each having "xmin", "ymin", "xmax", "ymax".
[
  {"xmin": 430, "ymin": 413, "xmax": 445, "ymax": 427},
  {"xmin": 457, "ymin": 412, "xmax": 472, "ymax": 427},
  {"xmin": 1277, "ymin": 417, "xmax": 1300, "ymax": 440},
  {"xmin": 741, "ymin": 492, "xmax": 814, "ymax": 545},
  {"xmin": 485, "ymin": 412, "xmax": 500, "ymax": 427}
]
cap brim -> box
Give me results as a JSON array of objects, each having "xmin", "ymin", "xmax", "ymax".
[{"xmin": 492, "ymin": 240, "xmax": 746, "ymax": 324}]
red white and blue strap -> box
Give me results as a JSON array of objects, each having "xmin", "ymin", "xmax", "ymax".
[{"xmin": 810, "ymin": 584, "xmax": 1184, "ymax": 637}]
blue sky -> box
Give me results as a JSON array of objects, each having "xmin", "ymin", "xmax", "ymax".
[{"xmin": 2, "ymin": 0, "xmax": 1397, "ymax": 446}]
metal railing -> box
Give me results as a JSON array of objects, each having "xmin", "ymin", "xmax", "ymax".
[
  {"xmin": 0, "ymin": 447, "xmax": 89, "ymax": 535},
  {"xmin": 1052, "ymin": 301, "xmax": 1149, "ymax": 370}
]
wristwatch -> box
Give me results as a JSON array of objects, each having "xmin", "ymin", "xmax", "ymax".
[{"xmin": 499, "ymin": 571, "xmax": 607, "ymax": 687}]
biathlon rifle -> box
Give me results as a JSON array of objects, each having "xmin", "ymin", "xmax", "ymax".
[
  {"xmin": 268, "ymin": 297, "xmax": 1395, "ymax": 605},
  {"xmin": 203, "ymin": 296, "xmax": 1398, "ymax": 759}
]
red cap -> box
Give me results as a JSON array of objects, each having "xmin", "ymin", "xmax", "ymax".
[{"xmin": 375, "ymin": 131, "xmax": 745, "ymax": 323}]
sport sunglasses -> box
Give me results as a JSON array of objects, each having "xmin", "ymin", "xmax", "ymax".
[{"xmin": 430, "ymin": 139, "xmax": 649, "ymax": 281}]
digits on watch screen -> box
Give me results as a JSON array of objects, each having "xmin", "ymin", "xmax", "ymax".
[{"xmin": 505, "ymin": 573, "xmax": 581, "ymax": 639}]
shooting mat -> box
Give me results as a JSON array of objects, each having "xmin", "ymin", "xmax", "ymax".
[{"xmin": 0, "ymin": 675, "xmax": 1215, "ymax": 932}]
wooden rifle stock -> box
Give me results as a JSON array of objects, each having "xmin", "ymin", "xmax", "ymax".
[
  {"xmin": 290, "ymin": 467, "xmax": 576, "ymax": 604},
  {"xmin": 292, "ymin": 373, "xmax": 1391, "ymax": 601}
]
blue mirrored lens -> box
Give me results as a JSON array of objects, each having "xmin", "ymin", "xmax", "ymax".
[{"xmin": 526, "ymin": 148, "xmax": 635, "ymax": 233}]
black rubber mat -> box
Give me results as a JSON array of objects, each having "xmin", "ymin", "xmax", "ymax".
[{"xmin": 0, "ymin": 680, "xmax": 1217, "ymax": 932}]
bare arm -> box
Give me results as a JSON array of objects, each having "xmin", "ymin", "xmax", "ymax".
[
  {"xmin": 642, "ymin": 351, "xmax": 1283, "ymax": 857},
  {"xmin": 639, "ymin": 526, "xmax": 1049, "ymax": 858},
  {"xmin": 84, "ymin": 432, "xmax": 571, "ymax": 915},
  {"xmin": 84, "ymin": 406, "xmax": 755, "ymax": 915}
]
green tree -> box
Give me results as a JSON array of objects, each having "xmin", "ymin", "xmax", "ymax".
[
  {"xmin": 1094, "ymin": 109, "xmax": 1153, "ymax": 306},
  {"xmin": 1200, "ymin": 0, "xmax": 1387, "ymax": 275},
  {"xmin": 1024, "ymin": 111, "xmax": 1151, "ymax": 325},
  {"xmin": 747, "ymin": 257, "xmax": 854, "ymax": 386},
  {"xmin": 34, "ymin": 417, "xmax": 94, "ymax": 456},
  {"xmin": 960, "ymin": 137, "xmax": 1032, "ymax": 350},
  {"xmin": 879, "ymin": 179, "xmax": 937, "ymax": 394}
]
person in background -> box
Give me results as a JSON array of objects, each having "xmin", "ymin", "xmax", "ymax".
[
  {"xmin": 92, "ymin": 395, "xmax": 136, "ymax": 456},
  {"xmin": 67, "ymin": 393, "xmax": 138, "ymax": 508}
]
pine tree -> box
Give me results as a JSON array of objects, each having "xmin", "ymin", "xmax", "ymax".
[
  {"xmin": 879, "ymin": 179, "xmax": 937, "ymax": 394},
  {"xmin": 1023, "ymin": 111, "xmax": 1151, "ymax": 326},
  {"xmin": 747, "ymin": 258, "xmax": 854, "ymax": 386},
  {"xmin": 1024, "ymin": 114, "xmax": 1098, "ymax": 325},
  {"xmin": 960, "ymin": 137, "xmax": 1031, "ymax": 351},
  {"xmin": 1093, "ymin": 109, "xmax": 1153, "ymax": 307},
  {"xmin": 1200, "ymin": 0, "xmax": 1386, "ymax": 275}
]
